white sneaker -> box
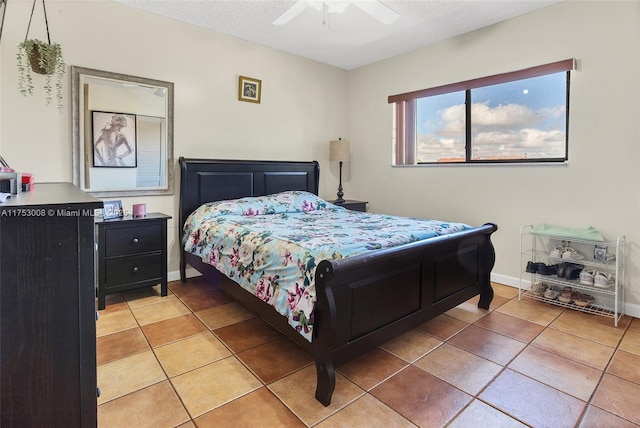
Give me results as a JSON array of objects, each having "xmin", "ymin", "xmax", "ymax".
[
  {"xmin": 562, "ymin": 247, "xmax": 585, "ymax": 260},
  {"xmin": 579, "ymin": 270, "xmax": 596, "ymax": 286},
  {"xmin": 550, "ymin": 246, "xmax": 564, "ymax": 258},
  {"xmin": 594, "ymin": 272, "xmax": 614, "ymax": 288}
]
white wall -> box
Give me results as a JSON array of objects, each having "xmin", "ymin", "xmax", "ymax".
[
  {"xmin": 346, "ymin": 1, "xmax": 640, "ymax": 314},
  {"xmin": 3, "ymin": 0, "xmax": 640, "ymax": 315},
  {"xmin": 0, "ymin": 0, "xmax": 348, "ymax": 274}
]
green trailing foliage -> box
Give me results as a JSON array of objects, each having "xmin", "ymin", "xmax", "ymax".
[{"xmin": 17, "ymin": 39, "xmax": 65, "ymax": 110}]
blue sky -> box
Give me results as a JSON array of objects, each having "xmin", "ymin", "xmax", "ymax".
[{"xmin": 416, "ymin": 72, "xmax": 567, "ymax": 161}]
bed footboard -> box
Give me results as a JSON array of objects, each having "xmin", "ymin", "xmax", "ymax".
[{"xmin": 312, "ymin": 223, "xmax": 497, "ymax": 406}]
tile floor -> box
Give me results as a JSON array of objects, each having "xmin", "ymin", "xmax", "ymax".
[{"xmin": 97, "ymin": 277, "xmax": 640, "ymax": 427}]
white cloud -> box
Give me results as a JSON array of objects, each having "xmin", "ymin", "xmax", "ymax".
[
  {"xmin": 417, "ymin": 102, "xmax": 566, "ymax": 161},
  {"xmin": 439, "ymin": 104, "xmax": 465, "ymax": 136},
  {"xmin": 471, "ymin": 102, "xmax": 540, "ymax": 128}
]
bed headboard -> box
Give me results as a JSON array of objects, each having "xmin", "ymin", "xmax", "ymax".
[{"xmin": 178, "ymin": 157, "xmax": 320, "ymax": 229}]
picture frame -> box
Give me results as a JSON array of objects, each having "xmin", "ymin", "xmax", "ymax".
[
  {"xmin": 594, "ymin": 244, "xmax": 608, "ymax": 261},
  {"xmin": 238, "ymin": 76, "xmax": 262, "ymax": 104},
  {"xmin": 92, "ymin": 111, "xmax": 137, "ymax": 167},
  {"xmin": 102, "ymin": 200, "xmax": 124, "ymax": 220}
]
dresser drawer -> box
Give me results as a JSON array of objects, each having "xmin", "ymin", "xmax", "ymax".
[
  {"xmin": 105, "ymin": 223, "xmax": 162, "ymax": 257},
  {"xmin": 104, "ymin": 253, "xmax": 163, "ymax": 287}
]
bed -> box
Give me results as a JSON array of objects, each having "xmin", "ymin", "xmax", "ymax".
[{"xmin": 178, "ymin": 157, "xmax": 497, "ymax": 406}]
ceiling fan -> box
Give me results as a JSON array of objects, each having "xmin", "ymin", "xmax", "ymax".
[{"xmin": 273, "ymin": 0, "xmax": 399, "ymax": 26}]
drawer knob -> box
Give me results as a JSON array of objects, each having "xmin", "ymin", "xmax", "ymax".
[
  {"xmin": 132, "ymin": 267, "xmax": 139, "ymax": 273},
  {"xmin": 132, "ymin": 238, "xmax": 139, "ymax": 244}
]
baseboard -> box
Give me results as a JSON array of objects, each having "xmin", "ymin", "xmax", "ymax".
[
  {"xmin": 167, "ymin": 267, "xmax": 201, "ymax": 282},
  {"xmin": 491, "ymin": 272, "xmax": 639, "ymax": 320},
  {"xmin": 491, "ymin": 272, "xmax": 520, "ymax": 289}
]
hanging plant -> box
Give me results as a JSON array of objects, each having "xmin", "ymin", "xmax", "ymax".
[{"xmin": 16, "ymin": 0, "xmax": 65, "ymax": 110}]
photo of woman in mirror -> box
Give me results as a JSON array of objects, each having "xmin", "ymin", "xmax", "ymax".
[{"xmin": 92, "ymin": 112, "xmax": 137, "ymax": 167}]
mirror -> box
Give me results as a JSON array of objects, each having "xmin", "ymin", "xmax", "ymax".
[
  {"xmin": 71, "ymin": 66, "xmax": 174, "ymax": 197},
  {"xmin": 0, "ymin": 0, "xmax": 6, "ymax": 43}
]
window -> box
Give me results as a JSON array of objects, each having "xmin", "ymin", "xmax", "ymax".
[{"xmin": 390, "ymin": 59, "xmax": 575, "ymax": 165}]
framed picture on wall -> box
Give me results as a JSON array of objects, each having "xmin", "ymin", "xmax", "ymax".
[
  {"xmin": 91, "ymin": 111, "xmax": 137, "ymax": 167},
  {"xmin": 238, "ymin": 76, "xmax": 261, "ymax": 104}
]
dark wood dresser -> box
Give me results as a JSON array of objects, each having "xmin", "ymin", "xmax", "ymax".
[
  {"xmin": 96, "ymin": 213, "xmax": 170, "ymax": 310},
  {"xmin": 0, "ymin": 183, "xmax": 101, "ymax": 427}
]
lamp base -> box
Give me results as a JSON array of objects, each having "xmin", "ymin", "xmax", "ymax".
[{"xmin": 335, "ymin": 161, "xmax": 345, "ymax": 204}]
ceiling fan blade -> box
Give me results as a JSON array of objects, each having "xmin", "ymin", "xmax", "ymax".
[
  {"xmin": 353, "ymin": 1, "xmax": 399, "ymax": 25},
  {"xmin": 273, "ymin": 1, "xmax": 309, "ymax": 25}
]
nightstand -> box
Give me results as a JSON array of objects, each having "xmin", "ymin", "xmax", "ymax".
[
  {"xmin": 96, "ymin": 212, "xmax": 171, "ymax": 310},
  {"xmin": 335, "ymin": 199, "xmax": 368, "ymax": 212}
]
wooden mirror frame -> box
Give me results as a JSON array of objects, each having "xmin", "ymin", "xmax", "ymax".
[
  {"xmin": 71, "ymin": 65, "xmax": 174, "ymax": 197},
  {"xmin": 0, "ymin": 0, "xmax": 6, "ymax": 43}
]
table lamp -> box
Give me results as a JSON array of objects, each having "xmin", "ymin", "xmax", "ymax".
[{"xmin": 329, "ymin": 138, "xmax": 350, "ymax": 203}]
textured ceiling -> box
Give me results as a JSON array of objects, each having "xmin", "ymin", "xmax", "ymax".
[{"xmin": 114, "ymin": 0, "xmax": 560, "ymax": 70}]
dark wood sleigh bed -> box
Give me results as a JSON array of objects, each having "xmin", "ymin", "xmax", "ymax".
[{"xmin": 178, "ymin": 157, "xmax": 498, "ymax": 406}]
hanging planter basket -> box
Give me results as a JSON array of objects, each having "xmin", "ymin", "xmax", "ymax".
[
  {"xmin": 27, "ymin": 42, "xmax": 60, "ymax": 75},
  {"xmin": 16, "ymin": 0, "xmax": 65, "ymax": 109}
]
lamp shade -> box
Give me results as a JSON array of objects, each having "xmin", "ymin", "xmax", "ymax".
[{"xmin": 329, "ymin": 139, "xmax": 350, "ymax": 162}]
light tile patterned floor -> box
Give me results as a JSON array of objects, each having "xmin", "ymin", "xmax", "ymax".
[{"xmin": 96, "ymin": 277, "xmax": 640, "ymax": 427}]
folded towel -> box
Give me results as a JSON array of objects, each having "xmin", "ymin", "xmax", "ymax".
[{"xmin": 532, "ymin": 224, "xmax": 605, "ymax": 242}]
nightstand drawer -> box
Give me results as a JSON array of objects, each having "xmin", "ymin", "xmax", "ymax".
[
  {"xmin": 336, "ymin": 200, "xmax": 368, "ymax": 212},
  {"xmin": 105, "ymin": 224, "xmax": 162, "ymax": 257},
  {"xmin": 104, "ymin": 253, "xmax": 163, "ymax": 287}
]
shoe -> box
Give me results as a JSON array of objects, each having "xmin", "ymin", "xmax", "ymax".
[
  {"xmin": 565, "ymin": 264, "xmax": 584, "ymax": 280},
  {"xmin": 544, "ymin": 285, "xmax": 561, "ymax": 299},
  {"xmin": 575, "ymin": 294, "xmax": 595, "ymax": 307},
  {"xmin": 557, "ymin": 262, "xmax": 569, "ymax": 278},
  {"xmin": 538, "ymin": 263, "xmax": 559, "ymax": 275},
  {"xmin": 530, "ymin": 282, "xmax": 548, "ymax": 296},
  {"xmin": 562, "ymin": 247, "xmax": 585, "ymax": 260},
  {"xmin": 526, "ymin": 261, "xmax": 544, "ymax": 273},
  {"xmin": 558, "ymin": 286, "xmax": 573, "ymax": 303},
  {"xmin": 557, "ymin": 262, "xmax": 580, "ymax": 279},
  {"xmin": 594, "ymin": 272, "xmax": 614, "ymax": 288},
  {"xmin": 570, "ymin": 291, "xmax": 582, "ymax": 303},
  {"xmin": 579, "ymin": 270, "xmax": 596, "ymax": 286},
  {"xmin": 550, "ymin": 246, "xmax": 564, "ymax": 258}
]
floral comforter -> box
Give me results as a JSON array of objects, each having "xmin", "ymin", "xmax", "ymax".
[{"xmin": 182, "ymin": 191, "xmax": 472, "ymax": 342}]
